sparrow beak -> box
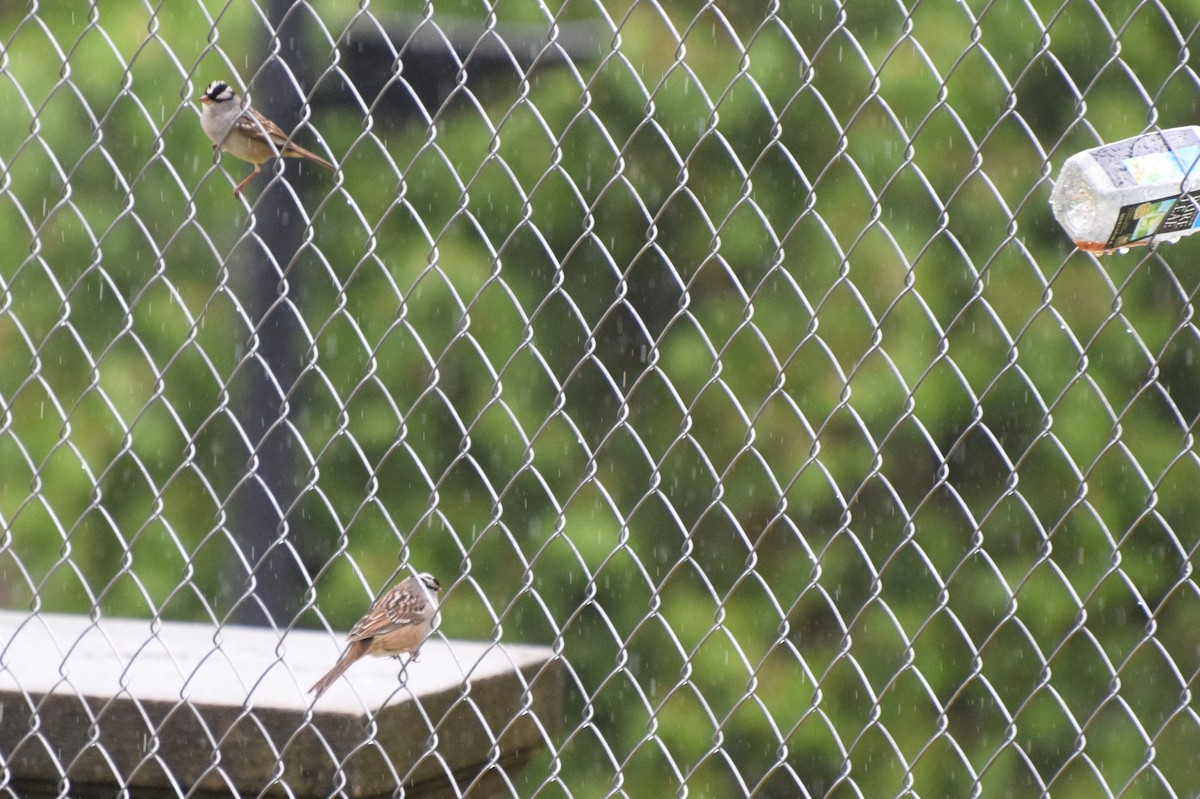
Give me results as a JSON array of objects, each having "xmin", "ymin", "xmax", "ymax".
[{"xmin": 199, "ymin": 96, "xmax": 210, "ymax": 105}]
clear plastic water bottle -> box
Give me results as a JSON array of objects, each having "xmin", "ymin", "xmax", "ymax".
[{"xmin": 1050, "ymin": 126, "xmax": 1200, "ymax": 253}]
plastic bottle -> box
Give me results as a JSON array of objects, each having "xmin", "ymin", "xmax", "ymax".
[{"xmin": 1049, "ymin": 126, "xmax": 1200, "ymax": 253}]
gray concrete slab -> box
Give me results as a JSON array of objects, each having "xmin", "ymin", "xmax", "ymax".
[{"xmin": 0, "ymin": 610, "xmax": 561, "ymax": 798}]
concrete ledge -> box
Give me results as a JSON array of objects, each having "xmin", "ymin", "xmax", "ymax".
[{"xmin": 0, "ymin": 610, "xmax": 561, "ymax": 798}]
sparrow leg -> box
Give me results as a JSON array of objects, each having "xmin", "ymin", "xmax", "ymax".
[{"xmin": 233, "ymin": 163, "xmax": 262, "ymax": 196}]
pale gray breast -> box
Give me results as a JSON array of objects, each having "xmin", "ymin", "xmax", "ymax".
[{"xmin": 200, "ymin": 102, "xmax": 236, "ymax": 146}]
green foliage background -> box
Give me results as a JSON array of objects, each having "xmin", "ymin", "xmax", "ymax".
[{"xmin": 2, "ymin": 1, "xmax": 1200, "ymax": 797}]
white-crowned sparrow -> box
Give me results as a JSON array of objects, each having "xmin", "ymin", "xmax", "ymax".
[
  {"xmin": 309, "ymin": 572, "xmax": 441, "ymax": 698},
  {"xmin": 198, "ymin": 79, "xmax": 334, "ymax": 196}
]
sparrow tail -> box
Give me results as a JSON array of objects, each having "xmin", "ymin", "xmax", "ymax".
[{"xmin": 310, "ymin": 639, "xmax": 368, "ymax": 698}]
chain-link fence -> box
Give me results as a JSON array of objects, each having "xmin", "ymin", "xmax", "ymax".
[{"xmin": 2, "ymin": 0, "xmax": 1199, "ymax": 796}]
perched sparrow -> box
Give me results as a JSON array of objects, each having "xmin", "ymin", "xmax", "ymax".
[
  {"xmin": 309, "ymin": 572, "xmax": 441, "ymax": 698},
  {"xmin": 198, "ymin": 79, "xmax": 334, "ymax": 196}
]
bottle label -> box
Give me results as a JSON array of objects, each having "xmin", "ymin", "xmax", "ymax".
[
  {"xmin": 1092, "ymin": 128, "xmax": 1200, "ymax": 188},
  {"xmin": 1106, "ymin": 192, "xmax": 1200, "ymax": 250}
]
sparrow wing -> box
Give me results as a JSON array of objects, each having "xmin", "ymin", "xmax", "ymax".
[
  {"xmin": 234, "ymin": 108, "xmax": 334, "ymax": 168},
  {"xmin": 234, "ymin": 109, "xmax": 292, "ymax": 148},
  {"xmin": 347, "ymin": 579, "xmax": 432, "ymax": 641}
]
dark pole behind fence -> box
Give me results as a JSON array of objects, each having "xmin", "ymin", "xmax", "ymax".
[{"xmin": 220, "ymin": 1, "xmax": 315, "ymax": 627}]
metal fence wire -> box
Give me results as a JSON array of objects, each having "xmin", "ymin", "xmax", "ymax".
[{"xmin": 1, "ymin": 0, "xmax": 1199, "ymax": 797}]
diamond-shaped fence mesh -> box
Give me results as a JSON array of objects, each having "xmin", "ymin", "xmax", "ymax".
[{"xmin": 1, "ymin": 1, "xmax": 1199, "ymax": 797}]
